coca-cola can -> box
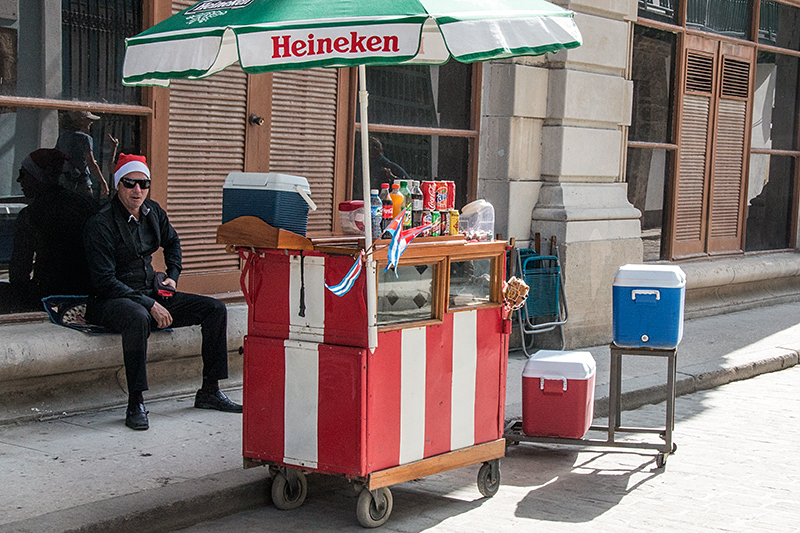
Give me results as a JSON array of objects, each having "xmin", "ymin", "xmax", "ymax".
[
  {"xmin": 421, "ymin": 181, "xmax": 437, "ymax": 211},
  {"xmin": 446, "ymin": 181, "xmax": 456, "ymax": 210},
  {"xmin": 440, "ymin": 210, "xmax": 450, "ymax": 236},
  {"xmin": 435, "ymin": 181, "xmax": 448, "ymax": 210}
]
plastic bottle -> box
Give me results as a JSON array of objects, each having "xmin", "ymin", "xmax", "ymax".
[
  {"xmin": 381, "ymin": 185, "xmax": 394, "ymax": 233},
  {"xmin": 389, "ymin": 183, "xmax": 404, "ymax": 219},
  {"xmin": 370, "ymin": 189, "xmax": 382, "ymax": 239},
  {"xmin": 411, "ymin": 180, "xmax": 423, "ymax": 227},
  {"xmin": 399, "ymin": 180, "xmax": 412, "ymax": 230}
]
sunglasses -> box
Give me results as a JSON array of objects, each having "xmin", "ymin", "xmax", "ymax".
[{"xmin": 120, "ymin": 177, "xmax": 151, "ymax": 189}]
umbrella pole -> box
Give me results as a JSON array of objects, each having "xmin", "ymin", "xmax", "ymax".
[{"xmin": 359, "ymin": 64, "xmax": 378, "ymax": 352}]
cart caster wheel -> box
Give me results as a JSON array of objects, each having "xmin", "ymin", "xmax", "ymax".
[
  {"xmin": 356, "ymin": 487, "xmax": 393, "ymax": 528},
  {"xmin": 672, "ymin": 442, "xmax": 678, "ymax": 453},
  {"xmin": 271, "ymin": 469, "xmax": 307, "ymax": 510},
  {"xmin": 477, "ymin": 460, "xmax": 500, "ymax": 498},
  {"xmin": 655, "ymin": 453, "xmax": 667, "ymax": 469}
]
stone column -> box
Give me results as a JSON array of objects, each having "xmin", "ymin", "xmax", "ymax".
[{"xmin": 534, "ymin": 0, "xmax": 642, "ymax": 347}]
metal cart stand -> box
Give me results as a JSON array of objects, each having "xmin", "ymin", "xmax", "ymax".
[{"xmin": 504, "ymin": 343, "xmax": 677, "ymax": 468}]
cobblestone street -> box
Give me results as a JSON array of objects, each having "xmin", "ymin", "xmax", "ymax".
[{"xmin": 181, "ymin": 366, "xmax": 800, "ymax": 532}]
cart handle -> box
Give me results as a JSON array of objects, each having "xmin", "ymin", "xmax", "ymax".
[
  {"xmin": 238, "ymin": 248, "xmax": 256, "ymax": 307},
  {"xmin": 540, "ymin": 376, "xmax": 568, "ymax": 392}
]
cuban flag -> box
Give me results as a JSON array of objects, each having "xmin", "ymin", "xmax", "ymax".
[
  {"xmin": 381, "ymin": 210, "xmax": 405, "ymax": 240},
  {"xmin": 386, "ymin": 223, "xmax": 433, "ymax": 275},
  {"xmin": 325, "ymin": 251, "xmax": 364, "ymax": 297}
]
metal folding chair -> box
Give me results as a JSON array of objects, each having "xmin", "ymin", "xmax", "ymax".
[{"xmin": 513, "ymin": 246, "xmax": 568, "ymax": 355}]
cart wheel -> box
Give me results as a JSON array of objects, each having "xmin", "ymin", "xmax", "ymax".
[
  {"xmin": 655, "ymin": 453, "xmax": 667, "ymax": 469},
  {"xmin": 271, "ymin": 470, "xmax": 308, "ymax": 510},
  {"xmin": 672, "ymin": 442, "xmax": 678, "ymax": 453},
  {"xmin": 356, "ymin": 487, "xmax": 393, "ymax": 528},
  {"xmin": 477, "ymin": 460, "xmax": 500, "ymax": 498}
]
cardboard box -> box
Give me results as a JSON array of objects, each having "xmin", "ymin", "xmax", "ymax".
[
  {"xmin": 522, "ymin": 350, "xmax": 596, "ymax": 439},
  {"xmin": 613, "ymin": 264, "xmax": 686, "ymax": 349}
]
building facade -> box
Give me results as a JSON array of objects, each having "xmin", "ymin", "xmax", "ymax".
[{"xmin": 1, "ymin": 0, "xmax": 799, "ymax": 349}]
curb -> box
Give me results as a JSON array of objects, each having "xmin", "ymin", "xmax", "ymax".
[{"xmin": 3, "ymin": 354, "xmax": 798, "ymax": 533}]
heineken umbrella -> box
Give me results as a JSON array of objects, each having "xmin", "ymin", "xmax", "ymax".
[{"xmin": 122, "ymin": 0, "xmax": 582, "ymax": 350}]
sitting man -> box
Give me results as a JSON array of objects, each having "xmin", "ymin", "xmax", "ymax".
[{"xmin": 83, "ymin": 154, "xmax": 241, "ymax": 431}]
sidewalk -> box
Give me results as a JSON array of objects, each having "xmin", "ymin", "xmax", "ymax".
[{"xmin": 2, "ymin": 301, "xmax": 800, "ymax": 533}]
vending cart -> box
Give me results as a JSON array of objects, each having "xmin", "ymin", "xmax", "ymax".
[{"xmin": 219, "ymin": 218, "xmax": 511, "ymax": 527}]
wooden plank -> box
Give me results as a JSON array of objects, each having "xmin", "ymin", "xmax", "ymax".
[
  {"xmin": 216, "ymin": 216, "xmax": 313, "ymax": 250},
  {"xmin": 366, "ymin": 439, "xmax": 505, "ymax": 490}
]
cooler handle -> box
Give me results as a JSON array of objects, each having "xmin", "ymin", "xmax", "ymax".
[
  {"xmin": 631, "ymin": 289, "xmax": 660, "ymax": 301},
  {"xmin": 296, "ymin": 185, "xmax": 318, "ymax": 211},
  {"xmin": 540, "ymin": 376, "xmax": 568, "ymax": 392}
]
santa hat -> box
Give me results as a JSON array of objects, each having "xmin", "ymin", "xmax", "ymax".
[
  {"xmin": 114, "ymin": 153, "xmax": 151, "ymax": 187},
  {"xmin": 21, "ymin": 149, "xmax": 70, "ymax": 185}
]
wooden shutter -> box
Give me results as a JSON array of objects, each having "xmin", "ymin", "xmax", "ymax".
[
  {"xmin": 167, "ymin": 68, "xmax": 246, "ymax": 274},
  {"xmin": 707, "ymin": 55, "xmax": 751, "ymax": 252},
  {"xmin": 269, "ymin": 69, "xmax": 339, "ymax": 234},
  {"xmin": 673, "ymin": 49, "xmax": 715, "ymax": 256}
]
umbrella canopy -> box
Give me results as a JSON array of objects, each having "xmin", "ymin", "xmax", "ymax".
[{"xmin": 122, "ymin": 0, "xmax": 582, "ymax": 86}]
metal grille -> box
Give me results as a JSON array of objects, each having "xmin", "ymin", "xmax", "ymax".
[{"xmin": 61, "ymin": 0, "xmax": 142, "ymax": 104}]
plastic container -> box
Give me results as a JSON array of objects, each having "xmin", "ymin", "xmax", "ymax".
[
  {"xmin": 522, "ymin": 350, "xmax": 596, "ymax": 439},
  {"xmin": 222, "ymin": 172, "xmax": 313, "ymax": 236},
  {"xmin": 338, "ymin": 200, "xmax": 365, "ymax": 235},
  {"xmin": 613, "ymin": 264, "xmax": 686, "ymax": 349},
  {"xmin": 459, "ymin": 199, "xmax": 494, "ymax": 241}
]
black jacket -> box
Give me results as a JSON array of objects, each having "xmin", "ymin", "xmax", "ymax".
[{"xmin": 83, "ymin": 195, "xmax": 181, "ymax": 310}]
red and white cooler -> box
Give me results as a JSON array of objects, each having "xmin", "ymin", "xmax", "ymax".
[{"xmin": 522, "ymin": 350, "xmax": 596, "ymax": 439}]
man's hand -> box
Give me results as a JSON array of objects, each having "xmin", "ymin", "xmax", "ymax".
[
  {"xmin": 163, "ymin": 277, "xmax": 177, "ymax": 291},
  {"xmin": 150, "ymin": 301, "xmax": 173, "ymax": 329}
]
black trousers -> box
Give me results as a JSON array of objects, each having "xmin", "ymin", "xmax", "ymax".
[{"xmin": 86, "ymin": 292, "xmax": 228, "ymax": 393}]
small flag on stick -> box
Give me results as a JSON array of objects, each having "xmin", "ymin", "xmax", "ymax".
[{"xmin": 386, "ymin": 223, "xmax": 432, "ymax": 275}]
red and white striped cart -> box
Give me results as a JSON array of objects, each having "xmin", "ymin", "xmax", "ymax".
[{"xmin": 222, "ymin": 220, "xmax": 511, "ymax": 527}]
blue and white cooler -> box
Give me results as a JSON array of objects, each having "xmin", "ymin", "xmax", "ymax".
[
  {"xmin": 613, "ymin": 264, "xmax": 686, "ymax": 349},
  {"xmin": 222, "ymin": 172, "xmax": 316, "ymax": 236}
]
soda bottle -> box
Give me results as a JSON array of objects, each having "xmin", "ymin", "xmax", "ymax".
[
  {"xmin": 411, "ymin": 180, "xmax": 423, "ymax": 227},
  {"xmin": 370, "ymin": 189, "xmax": 382, "ymax": 239},
  {"xmin": 399, "ymin": 180, "xmax": 412, "ymax": 230},
  {"xmin": 379, "ymin": 182, "xmax": 390, "ymax": 203},
  {"xmin": 389, "ymin": 183, "xmax": 404, "ymax": 219},
  {"xmin": 381, "ymin": 187, "xmax": 394, "ymax": 234}
]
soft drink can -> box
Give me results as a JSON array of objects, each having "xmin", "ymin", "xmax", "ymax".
[
  {"xmin": 446, "ymin": 181, "xmax": 456, "ymax": 210},
  {"xmin": 440, "ymin": 210, "xmax": 450, "ymax": 236},
  {"xmin": 421, "ymin": 181, "xmax": 437, "ymax": 210},
  {"xmin": 435, "ymin": 181, "xmax": 448, "ymax": 210},
  {"xmin": 422, "ymin": 210, "xmax": 432, "ymax": 236},
  {"xmin": 430, "ymin": 210, "xmax": 441, "ymax": 237},
  {"xmin": 449, "ymin": 209, "xmax": 460, "ymax": 235}
]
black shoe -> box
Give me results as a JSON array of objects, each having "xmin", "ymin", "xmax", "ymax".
[
  {"xmin": 125, "ymin": 403, "xmax": 149, "ymax": 430},
  {"xmin": 194, "ymin": 389, "xmax": 242, "ymax": 413}
]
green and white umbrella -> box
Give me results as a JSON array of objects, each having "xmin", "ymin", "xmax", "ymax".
[{"xmin": 121, "ymin": 0, "xmax": 582, "ymax": 350}]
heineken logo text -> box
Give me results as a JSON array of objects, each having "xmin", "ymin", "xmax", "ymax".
[
  {"xmin": 272, "ymin": 32, "xmax": 400, "ymax": 58},
  {"xmin": 185, "ymin": 0, "xmax": 253, "ymax": 15}
]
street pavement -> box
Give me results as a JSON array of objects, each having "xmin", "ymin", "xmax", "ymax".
[
  {"xmin": 181, "ymin": 365, "xmax": 800, "ymax": 532},
  {"xmin": 2, "ymin": 301, "xmax": 800, "ymax": 532}
]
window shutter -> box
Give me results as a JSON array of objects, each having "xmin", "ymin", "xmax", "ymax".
[
  {"xmin": 707, "ymin": 57, "xmax": 751, "ymax": 252},
  {"xmin": 269, "ymin": 69, "xmax": 339, "ymax": 234},
  {"xmin": 167, "ymin": 67, "xmax": 247, "ymax": 274},
  {"xmin": 673, "ymin": 50, "xmax": 716, "ymax": 256}
]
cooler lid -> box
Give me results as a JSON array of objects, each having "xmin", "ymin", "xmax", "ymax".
[
  {"xmin": 522, "ymin": 350, "xmax": 596, "ymax": 380},
  {"xmin": 613, "ymin": 264, "xmax": 686, "ymax": 289},
  {"xmin": 223, "ymin": 172, "xmax": 311, "ymax": 194}
]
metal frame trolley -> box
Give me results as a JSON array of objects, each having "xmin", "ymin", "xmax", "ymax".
[
  {"xmin": 504, "ymin": 343, "xmax": 678, "ymax": 468},
  {"xmin": 220, "ymin": 220, "xmax": 512, "ymax": 527}
]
